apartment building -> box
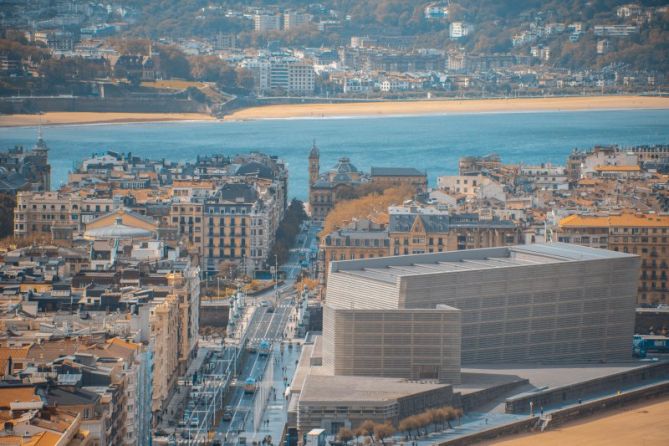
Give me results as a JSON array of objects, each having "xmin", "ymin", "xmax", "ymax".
[
  {"xmin": 287, "ymin": 62, "xmax": 315, "ymax": 94},
  {"xmin": 438, "ymin": 174, "xmax": 491, "ymax": 198},
  {"xmin": 449, "ymin": 21, "xmax": 472, "ymax": 39},
  {"xmin": 284, "ymin": 10, "xmax": 311, "ymax": 30},
  {"xmin": 243, "ymin": 59, "xmax": 315, "ymax": 94},
  {"xmin": 388, "ymin": 206, "xmax": 519, "ymax": 255},
  {"xmin": 558, "ymin": 212, "xmax": 669, "ymax": 304},
  {"xmin": 594, "ymin": 25, "xmax": 639, "ymax": 36},
  {"xmin": 459, "ymin": 154, "xmax": 502, "ymax": 175},
  {"xmin": 320, "ymin": 219, "xmax": 390, "ymax": 282},
  {"xmin": 253, "ymin": 12, "xmax": 281, "ymax": 32},
  {"xmin": 170, "ymin": 180, "xmax": 282, "ymax": 274}
]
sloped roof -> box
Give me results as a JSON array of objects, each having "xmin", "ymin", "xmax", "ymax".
[
  {"xmin": 371, "ymin": 167, "xmax": 425, "ymax": 177},
  {"xmin": 218, "ymin": 183, "xmax": 257, "ymax": 202},
  {"xmin": 560, "ymin": 212, "xmax": 669, "ymax": 228},
  {"xmin": 236, "ymin": 161, "xmax": 274, "ymax": 180}
]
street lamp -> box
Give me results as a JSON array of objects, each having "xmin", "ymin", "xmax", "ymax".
[{"xmin": 274, "ymin": 254, "xmax": 279, "ymax": 306}]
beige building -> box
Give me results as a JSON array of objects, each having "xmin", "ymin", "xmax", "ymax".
[
  {"xmin": 558, "ymin": 212, "xmax": 669, "ymax": 304},
  {"xmin": 149, "ymin": 293, "xmax": 180, "ymax": 415},
  {"xmin": 370, "ymin": 167, "xmax": 427, "ymax": 193},
  {"xmin": 320, "ymin": 219, "xmax": 389, "ymax": 283},
  {"xmin": 325, "ymin": 243, "xmax": 638, "ymax": 367},
  {"xmin": 388, "ymin": 206, "xmax": 519, "ymax": 255},
  {"xmin": 14, "ymin": 191, "xmax": 123, "ymax": 242}
]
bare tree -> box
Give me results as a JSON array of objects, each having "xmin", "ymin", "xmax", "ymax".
[
  {"xmin": 338, "ymin": 427, "xmax": 354, "ymax": 446},
  {"xmin": 373, "ymin": 422, "xmax": 395, "ymax": 446}
]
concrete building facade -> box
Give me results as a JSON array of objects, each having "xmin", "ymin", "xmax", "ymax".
[{"xmin": 324, "ymin": 243, "xmax": 638, "ymax": 370}]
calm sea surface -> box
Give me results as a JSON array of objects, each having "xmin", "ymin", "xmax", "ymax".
[{"xmin": 1, "ymin": 110, "xmax": 668, "ymax": 200}]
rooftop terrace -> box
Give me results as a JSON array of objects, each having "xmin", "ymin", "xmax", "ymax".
[{"xmin": 330, "ymin": 243, "xmax": 632, "ymax": 284}]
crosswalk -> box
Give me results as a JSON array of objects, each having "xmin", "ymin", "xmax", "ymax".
[{"xmin": 249, "ymin": 337, "xmax": 286, "ymax": 343}]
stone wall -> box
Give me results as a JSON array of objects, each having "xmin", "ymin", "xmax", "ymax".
[
  {"xmin": 505, "ymin": 361, "xmax": 669, "ymax": 414},
  {"xmin": 438, "ymin": 379, "xmax": 669, "ymax": 446},
  {"xmin": 0, "ymin": 96, "xmax": 208, "ymax": 114}
]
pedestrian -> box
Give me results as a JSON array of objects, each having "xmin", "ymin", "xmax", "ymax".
[
  {"xmin": 540, "ymin": 406, "xmax": 544, "ymax": 417},
  {"xmin": 529, "ymin": 401, "xmax": 534, "ymax": 417}
]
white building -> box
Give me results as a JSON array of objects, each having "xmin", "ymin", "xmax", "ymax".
[
  {"xmin": 284, "ymin": 11, "xmax": 311, "ymax": 30},
  {"xmin": 288, "ymin": 63, "xmax": 316, "ymax": 94},
  {"xmin": 449, "ymin": 22, "xmax": 472, "ymax": 39},
  {"xmin": 379, "ymin": 79, "xmax": 409, "ymax": 92},
  {"xmin": 519, "ymin": 164, "xmax": 569, "ymax": 191},
  {"xmin": 594, "ymin": 25, "xmax": 639, "ymax": 36},
  {"xmin": 254, "ymin": 13, "xmax": 281, "ymax": 32},
  {"xmin": 244, "ymin": 60, "xmax": 315, "ymax": 94},
  {"xmin": 424, "ymin": 3, "xmax": 449, "ymax": 19}
]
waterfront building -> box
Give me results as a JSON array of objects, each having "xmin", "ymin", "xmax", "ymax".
[
  {"xmin": 459, "ymin": 153, "xmax": 502, "ymax": 175},
  {"xmin": 308, "ymin": 152, "xmax": 367, "ymax": 222},
  {"xmin": 558, "ymin": 212, "xmax": 669, "ymax": 305},
  {"xmin": 308, "ymin": 147, "xmax": 427, "ymax": 222},
  {"xmin": 370, "ymin": 167, "xmax": 427, "ymax": 193},
  {"xmin": 325, "ymin": 243, "xmax": 638, "ymax": 370},
  {"xmin": 0, "ymin": 134, "xmax": 50, "ymax": 194},
  {"xmin": 292, "ymin": 243, "xmax": 638, "ymax": 434}
]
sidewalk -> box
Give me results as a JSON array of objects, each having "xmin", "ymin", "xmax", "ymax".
[
  {"xmin": 157, "ymin": 346, "xmax": 211, "ymax": 432},
  {"xmin": 257, "ymin": 344, "xmax": 302, "ymax": 444}
]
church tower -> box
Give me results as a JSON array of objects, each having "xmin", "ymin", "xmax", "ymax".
[
  {"xmin": 32, "ymin": 125, "xmax": 50, "ymax": 191},
  {"xmin": 309, "ymin": 140, "xmax": 320, "ymax": 187}
]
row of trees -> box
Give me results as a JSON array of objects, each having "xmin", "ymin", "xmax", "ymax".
[
  {"xmin": 397, "ymin": 406, "xmax": 464, "ymax": 439},
  {"xmin": 337, "ymin": 407, "xmax": 464, "ymax": 446},
  {"xmin": 0, "ymin": 194, "xmax": 16, "ymax": 239},
  {"xmin": 337, "ymin": 420, "xmax": 395, "ymax": 446},
  {"xmin": 320, "ymin": 185, "xmax": 414, "ymax": 236},
  {"xmin": 269, "ymin": 199, "xmax": 308, "ymax": 265},
  {"xmin": 110, "ymin": 39, "xmax": 254, "ymax": 90}
]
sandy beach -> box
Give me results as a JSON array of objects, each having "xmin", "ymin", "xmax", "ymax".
[
  {"xmin": 0, "ymin": 112, "xmax": 216, "ymax": 127},
  {"xmin": 1, "ymin": 96, "xmax": 668, "ymax": 127},
  {"xmin": 226, "ymin": 95, "xmax": 669, "ymax": 120},
  {"xmin": 483, "ymin": 396, "xmax": 669, "ymax": 446}
]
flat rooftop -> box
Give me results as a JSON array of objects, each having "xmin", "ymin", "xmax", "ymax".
[
  {"xmin": 330, "ymin": 243, "xmax": 632, "ymax": 284},
  {"xmin": 299, "ymin": 374, "xmax": 449, "ymax": 404}
]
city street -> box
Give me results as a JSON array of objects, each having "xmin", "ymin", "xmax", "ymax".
[{"xmin": 212, "ymin": 220, "xmax": 319, "ymax": 445}]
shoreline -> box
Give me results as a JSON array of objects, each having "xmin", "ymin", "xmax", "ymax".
[
  {"xmin": 0, "ymin": 112, "xmax": 216, "ymax": 128},
  {"xmin": 225, "ymin": 95, "xmax": 669, "ymax": 121},
  {"xmin": 0, "ymin": 96, "xmax": 668, "ymax": 127}
]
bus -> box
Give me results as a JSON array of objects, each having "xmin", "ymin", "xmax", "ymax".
[
  {"xmin": 258, "ymin": 340, "xmax": 271, "ymax": 356},
  {"xmin": 244, "ymin": 378, "xmax": 257, "ymax": 394},
  {"xmin": 634, "ymin": 334, "xmax": 669, "ymax": 357}
]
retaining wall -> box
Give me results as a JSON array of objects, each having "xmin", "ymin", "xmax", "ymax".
[
  {"xmin": 505, "ymin": 361, "xmax": 669, "ymax": 413},
  {"xmin": 0, "ymin": 96, "xmax": 207, "ymax": 114}
]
